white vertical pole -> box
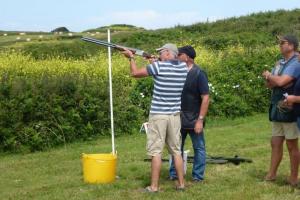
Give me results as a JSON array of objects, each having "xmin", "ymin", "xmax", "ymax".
[{"xmin": 107, "ymin": 29, "xmax": 115, "ymax": 155}]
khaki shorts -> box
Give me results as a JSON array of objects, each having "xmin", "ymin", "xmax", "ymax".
[
  {"xmin": 272, "ymin": 122, "xmax": 300, "ymax": 140},
  {"xmin": 146, "ymin": 113, "xmax": 181, "ymax": 156}
]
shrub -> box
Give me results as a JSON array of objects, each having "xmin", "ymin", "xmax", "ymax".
[
  {"xmin": 131, "ymin": 45, "xmax": 278, "ymax": 119},
  {"xmin": 0, "ymin": 52, "xmax": 142, "ymax": 152}
]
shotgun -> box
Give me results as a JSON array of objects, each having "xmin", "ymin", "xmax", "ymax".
[
  {"xmin": 204, "ymin": 155, "xmax": 253, "ymax": 165},
  {"xmin": 81, "ymin": 37, "xmax": 153, "ymax": 59},
  {"xmin": 144, "ymin": 155, "xmax": 252, "ymax": 165}
]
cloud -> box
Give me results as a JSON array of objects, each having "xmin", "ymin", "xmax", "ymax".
[
  {"xmin": 0, "ymin": 10, "xmax": 224, "ymax": 32},
  {"xmin": 86, "ymin": 10, "xmax": 224, "ymax": 30}
]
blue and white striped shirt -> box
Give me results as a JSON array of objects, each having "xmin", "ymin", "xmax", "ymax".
[{"xmin": 147, "ymin": 60, "xmax": 188, "ymax": 114}]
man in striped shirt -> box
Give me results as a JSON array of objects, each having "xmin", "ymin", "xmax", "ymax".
[{"xmin": 122, "ymin": 43, "xmax": 188, "ymax": 192}]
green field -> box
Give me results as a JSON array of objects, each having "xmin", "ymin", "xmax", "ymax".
[
  {"xmin": 1, "ymin": 9, "xmax": 300, "ymax": 199},
  {"xmin": 1, "ymin": 114, "xmax": 300, "ymax": 200}
]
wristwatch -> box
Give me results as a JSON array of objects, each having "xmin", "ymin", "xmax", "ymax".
[
  {"xmin": 128, "ymin": 56, "xmax": 134, "ymax": 61},
  {"xmin": 198, "ymin": 115, "xmax": 204, "ymax": 121}
]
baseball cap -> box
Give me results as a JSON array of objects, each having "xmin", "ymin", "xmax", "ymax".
[
  {"xmin": 178, "ymin": 45, "xmax": 196, "ymax": 59},
  {"xmin": 156, "ymin": 43, "xmax": 178, "ymax": 55}
]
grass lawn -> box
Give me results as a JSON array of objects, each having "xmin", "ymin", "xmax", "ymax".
[{"xmin": 1, "ymin": 113, "xmax": 300, "ymax": 200}]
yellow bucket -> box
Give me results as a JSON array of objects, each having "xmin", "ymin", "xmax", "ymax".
[{"xmin": 82, "ymin": 153, "xmax": 117, "ymax": 184}]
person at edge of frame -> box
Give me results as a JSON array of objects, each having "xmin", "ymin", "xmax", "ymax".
[{"xmin": 262, "ymin": 35, "xmax": 300, "ymax": 187}]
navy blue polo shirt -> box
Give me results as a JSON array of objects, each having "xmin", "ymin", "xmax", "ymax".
[{"xmin": 180, "ymin": 64, "xmax": 209, "ymax": 129}]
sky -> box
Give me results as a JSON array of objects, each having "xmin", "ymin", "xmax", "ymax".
[{"xmin": 0, "ymin": 0, "xmax": 300, "ymax": 32}]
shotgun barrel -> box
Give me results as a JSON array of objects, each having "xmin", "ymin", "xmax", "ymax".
[{"xmin": 81, "ymin": 37, "xmax": 153, "ymax": 58}]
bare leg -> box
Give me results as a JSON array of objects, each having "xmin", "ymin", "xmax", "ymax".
[
  {"xmin": 173, "ymin": 154, "xmax": 185, "ymax": 187},
  {"xmin": 286, "ymin": 139, "xmax": 300, "ymax": 185},
  {"xmin": 150, "ymin": 155, "xmax": 162, "ymax": 191},
  {"xmin": 265, "ymin": 136, "xmax": 284, "ymax": 180}
]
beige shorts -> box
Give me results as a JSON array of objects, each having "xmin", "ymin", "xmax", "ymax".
[
  {"xmin": 272, "ymin": 122, "xmax": 300, "ymax": 140},
  {"xmin": 146, "ymin": 113, "xmax": 181, "ymax": 156}
]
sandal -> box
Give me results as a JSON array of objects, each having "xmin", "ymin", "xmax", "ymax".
[
  {"xmin": 264, "ymin": 176, "xmax": 276, "ymax": 182},
  {"xmin": 143, "ymin": 186, "xmax": 158, "ymax": 193},
  {"xmin": 286, "ymin": 179, "xmax": 299, "ymax": 188},
  {"xmin": 175, "ymin": 185, "xmax": 185, "ymax": 191}
]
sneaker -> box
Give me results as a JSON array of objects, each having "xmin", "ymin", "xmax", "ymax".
[{"xmin": 192, "ymin": 178, "xmax": 204, "ymax": 183}]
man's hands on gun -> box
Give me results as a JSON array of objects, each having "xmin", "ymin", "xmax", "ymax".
[
  {"xmin": 122, "ymin": 48, "xmax": 157, "ymax": 63},
  {"xmin": 122, "ymin": 48, "xmax": 134, "ymax": 59},
  {"xmin": 146, "ymin": 56, "xmax": 157, "ymax": 64}
]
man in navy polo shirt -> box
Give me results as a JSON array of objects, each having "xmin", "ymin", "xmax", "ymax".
[
  {"xmin": 262, "ymin": 35, "xmax": 300, "ymax": 187},
  {"xmin": 169, "ymin": 46, "xmax": 210, "ymax": 182}
]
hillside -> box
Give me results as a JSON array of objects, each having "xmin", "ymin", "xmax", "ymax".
[
  {"xmin": 117, "ymin": 9, "xmax": 300, "ymax": 50},
  {"xmin": 0, "ymin": 9, "xmax": 299, "ymax": 58},
  {"xmin": 83, "ymin": 24, "xmax": 145, "ymax": 33}
]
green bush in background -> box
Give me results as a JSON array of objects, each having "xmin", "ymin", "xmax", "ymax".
[
  {"xmin": 0, "ymin": 44, "xmax": 282, "ymax": 152},
  {"xmin": 0, "ymin": 52, "xmax": 142, "ymax": 152},
  {"xmin": 1, "ymin": 8, "xmax": 299, "ymax": 152},
  {"xmin": 131, "ymin": 45, "xmax": 278, "ymax": 119}
]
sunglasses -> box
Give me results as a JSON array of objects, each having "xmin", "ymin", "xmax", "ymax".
[
  {"xmin": 159, "ymin": 49, "xmax": 168, "ymax": 55},
  {"xmin": 279, "ymin": 40, "xmax": 288, "ymax": 45}
]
